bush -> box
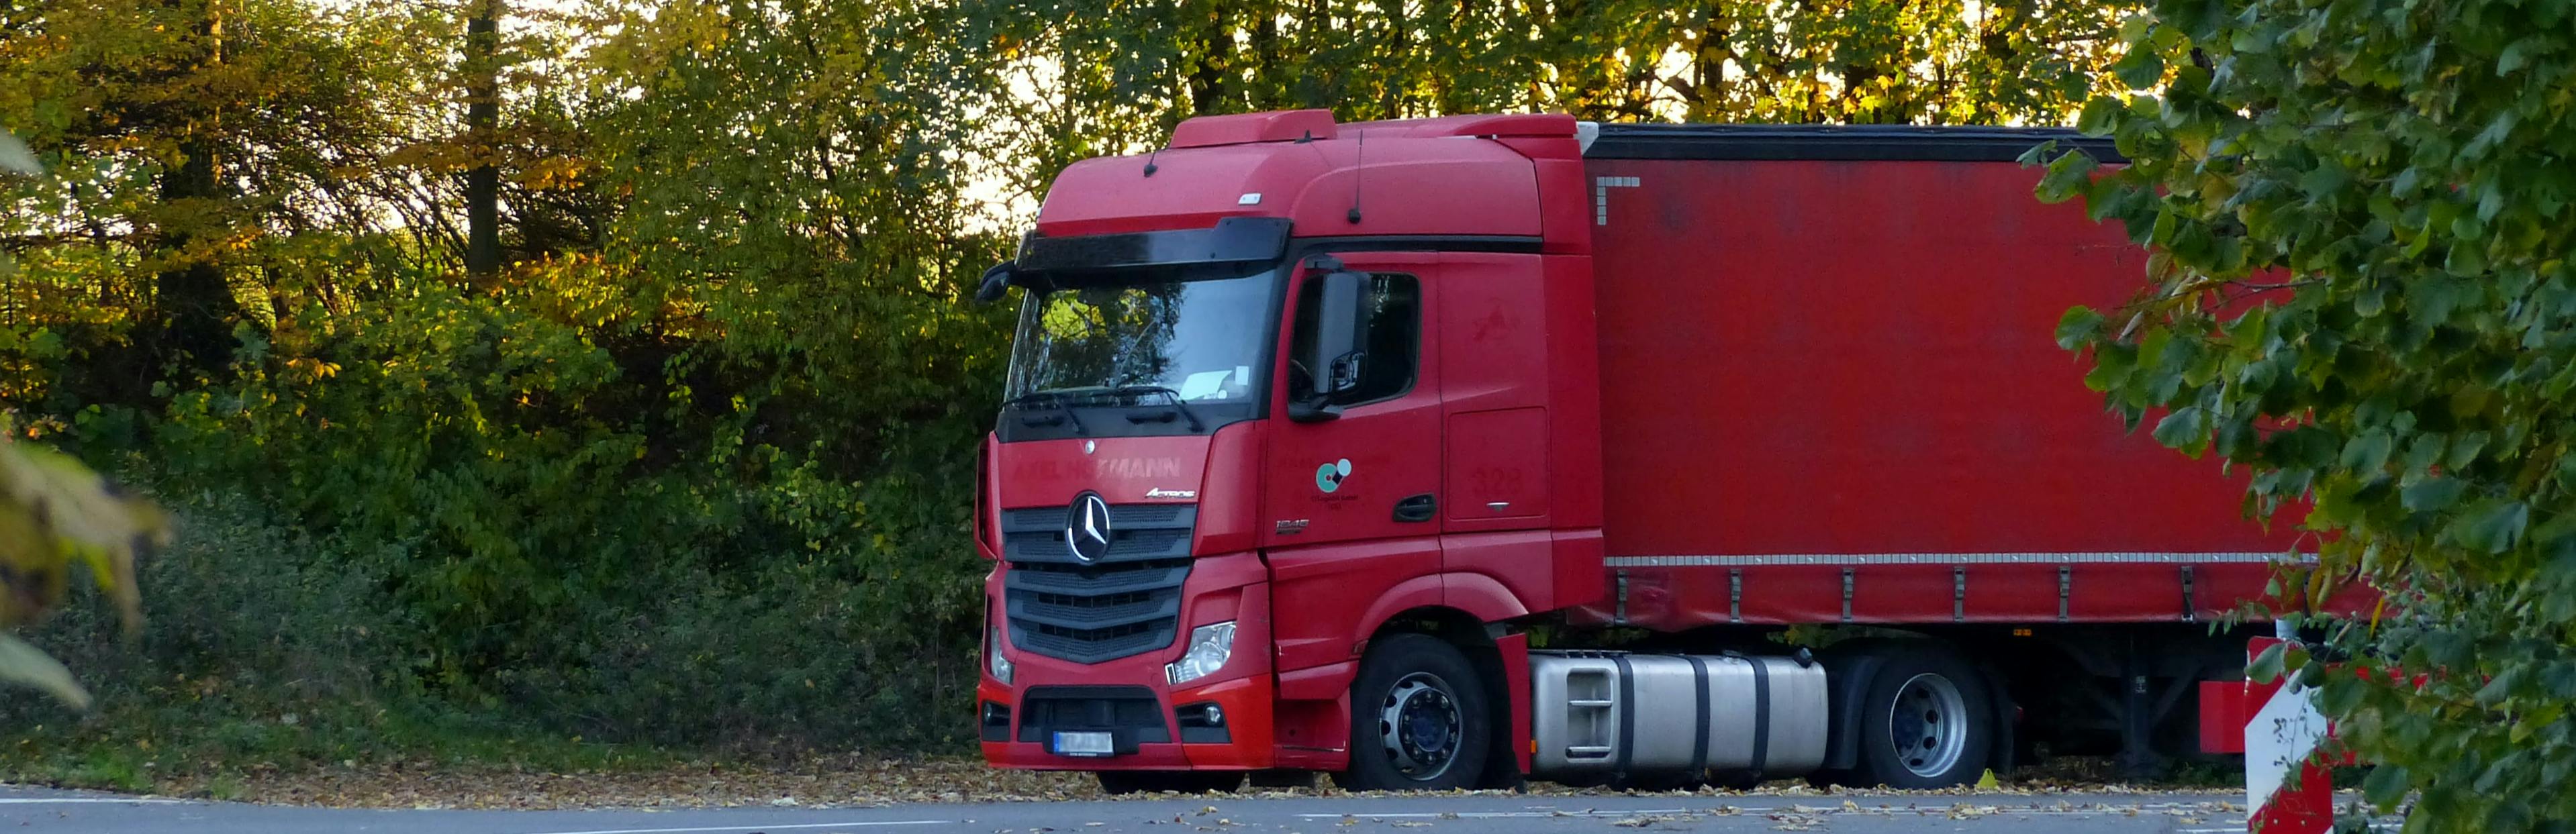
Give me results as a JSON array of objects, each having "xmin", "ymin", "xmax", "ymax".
[
  {"xmin": 0, "ymin": 451, "xmax": 990, "ymax": 782},
  {"xmin": 0, "ymin": 490, "xmax": 423, "ymax": 782}
]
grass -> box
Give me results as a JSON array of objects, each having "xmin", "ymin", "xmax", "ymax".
[{"xmin": 0, "ymin": 700, "xmax": 678, "ymax": 797}]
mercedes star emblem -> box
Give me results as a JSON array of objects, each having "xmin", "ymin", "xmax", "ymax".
[{"xmin": 1065, "ymin": 492, "xmax": 1112, "ymax": 562}]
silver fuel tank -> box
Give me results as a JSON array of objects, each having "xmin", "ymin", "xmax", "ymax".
[{"xmin": 1528, "ymin": 651, "xmax": 1829, "ymax": 780}]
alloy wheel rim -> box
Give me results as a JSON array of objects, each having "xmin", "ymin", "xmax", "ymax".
[
  {"xmin": 1377, "ymin": 672, "xmax": 1462, "ymax": 780},
  {"xmin": 1887, "ymin": 672, "xmax": 1970, "ymax": 778}
]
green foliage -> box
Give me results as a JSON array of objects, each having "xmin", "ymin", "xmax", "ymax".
[
  {"xmin": 7, "ymin": 0, "xmax": 1010, "ymax": 754},
  {"xmin": 1013, "ymin": 0, "xmax": 2130, "ymax": 123},
  {"xmin": 0, "ymin": 435, "xmax": 159, "ymax": 709},
  {"xmin": 0, "ymin": 129, "xmax": 162, "ymax": 711},
  {"xmin": 3, "ymin": 0, "xmax": 2148, "ymax": 768},
  {"xmin": 991, "ymin": 0, "xmax": 2138, "ymax": 200},
  {"xmin": 0, "ymin": 491, "xmax": 430, "ymax": 782},
  {"xmin": 2040, "ymin": 0, "xmax": 2576, "ymax": 828}
]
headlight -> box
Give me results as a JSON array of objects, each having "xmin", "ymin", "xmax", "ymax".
[
  {"xmin": 987, "ymin": 622, "xmax": 1014, "ymax": 685},
  {"xmin": 1165, "ymin": 621, "xmax": 1236, "ymax": 686}
]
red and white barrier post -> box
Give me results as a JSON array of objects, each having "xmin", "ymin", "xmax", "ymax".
[{"xmin": 2243, "ymin": 629, "xmax": 2336, "ymax": 833}]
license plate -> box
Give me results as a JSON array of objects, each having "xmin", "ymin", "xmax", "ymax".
[{"xmin": 1051, "ymin": 731, "xmax": 1115, "ymax": 757}]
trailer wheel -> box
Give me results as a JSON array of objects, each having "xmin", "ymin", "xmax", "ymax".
[
  {"xmin": 1333, "ymin": 633, "xmax": 1492, "ymax": 791},
  {"xmin": 1095, "ymin": 771, "xmax": 1244, "ymax": 795},
  {"xmin": 1850, "ymin": 647, "xmax": 1994, "ymax": 788}
]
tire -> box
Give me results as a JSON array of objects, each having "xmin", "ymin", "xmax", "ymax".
[
  {"xmin": 1095, "ymin": 771, "xmax": 1245, "ymax": 795},
  {"xmin": 1331, "ymin": 633, "xmax": 1492, "ymax": 792},
  {"xmin": 1847, "ymin": 645, "xmax": 1995, "ymax": 789}
]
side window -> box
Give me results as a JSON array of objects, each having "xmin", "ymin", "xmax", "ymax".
[{"xmin": 1289, "ymin": 273, "xmax": 1420, "ymax": 406}]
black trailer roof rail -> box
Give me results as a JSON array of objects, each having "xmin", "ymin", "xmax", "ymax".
[{"xmin": 1584, "ymin": 123, "xmax": 2124, "ymax": 164}]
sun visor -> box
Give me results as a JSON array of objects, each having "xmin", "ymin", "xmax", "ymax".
[{"xmin": 1017, "ymin": 217, "xmax": 1294, "ymax": 274}]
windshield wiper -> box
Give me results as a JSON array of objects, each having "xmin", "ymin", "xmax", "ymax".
[
  {"xmin": 1004, "ymin": 391, "xmax": 1088, "ymax": 435},
  {"xmin": 1106, "ymin": 385, "xmax": 1206, "ymax": 432}
]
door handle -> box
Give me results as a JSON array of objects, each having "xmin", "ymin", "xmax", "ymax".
[{"xmin": 1393, "ymin": 493, "xmax": 1436, "ymax": 523}]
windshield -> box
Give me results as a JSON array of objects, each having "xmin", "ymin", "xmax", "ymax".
[{"xmin": 1004, "ymin": 266, "xmax": 1278, "ymax": 407}]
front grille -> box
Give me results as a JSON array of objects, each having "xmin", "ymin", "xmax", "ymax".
[
  {"xmin": 1002, "ymin": 502, "xmax": 1196, "ymax": 663},
  {"xmin": 1018, "ymin": 618, "xmax": 1172, "ymax": 662},
  {"xmin": 1020, "ymin": 590, "xmax": 1172, "ymax": 627},
  {"xmin": 1000, "ymin": 505, "xmax": 1198, "ymax": 564}
]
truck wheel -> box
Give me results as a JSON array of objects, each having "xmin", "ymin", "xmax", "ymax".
[
  {"xmin": 1095, "ymin": 771, "xmax": 1244, "ymax": 795},
  {"xmin": 1332, "ymin": 633, "xmax": 1492, "ymax": 791},
  {"xmin": 1850, "ymin": 647, "xmax": 1994, "ymax": 788}
]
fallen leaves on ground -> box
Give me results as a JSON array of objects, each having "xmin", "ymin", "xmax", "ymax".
[
  {"xmin": 109, "ymin": 755, "xmax": 1102, "ymax": 809},
  {"xmin": 17, "ymin": 752, "xmax": 2254, "ymax": 811}
]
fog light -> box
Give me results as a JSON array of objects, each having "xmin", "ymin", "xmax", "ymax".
[
  {"xmin": 980, "ymin": 701, "xmax": 1011, "ymax": 742},
  {"xmin": 1175, "ymin": 700, "xmax": 1230, "ymax": 743}
]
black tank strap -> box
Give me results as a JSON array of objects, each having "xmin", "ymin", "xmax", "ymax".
[
  {"xmin": 1686, "ymin": 655, "xmax": 1711, "ymax": 776},
  {"xmin": 1611, "ymin": 654, "xmax": 1637, "ymax": 776},
  {"xmin": 1748, "ymin": 656, "xmax": 1772, "ymax": 777}
]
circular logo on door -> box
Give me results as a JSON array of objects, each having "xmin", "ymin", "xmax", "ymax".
[{"xmin": 1315, "ymin": 458, "xmax": 1352, "ymax": 493}]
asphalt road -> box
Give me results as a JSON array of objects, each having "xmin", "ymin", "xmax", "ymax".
[{"xmin": 0, "ymin": 784, "xmax": 2300, "ymax": 834}]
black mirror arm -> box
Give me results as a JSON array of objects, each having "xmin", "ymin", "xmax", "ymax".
[
  {"xmin": 1286, "ymin": 396, "xmax": 1342, "ymax": 423},
  {"xmin": 973, "ymin": 260, "xmax": 1016, "ymax": 304}
]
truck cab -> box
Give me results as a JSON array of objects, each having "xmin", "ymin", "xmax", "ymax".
[{"xmin": 973, "ymin": 109, "xmax": 1600, "ymax": 790}]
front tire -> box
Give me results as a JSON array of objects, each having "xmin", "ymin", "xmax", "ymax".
[
  {"xmin": 1848, "ymin": 645, "xmax": 1994, "ymax": 789},
  {"xmin": 1332, "ymin": 633, "xmax": 1492, "ymax": 791},
  {"xmin": 1096, "ymin": 771, "xmax": 1244, "ymax": 795}
]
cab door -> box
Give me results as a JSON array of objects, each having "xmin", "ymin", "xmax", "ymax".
[{"xmin": 1262, "ymin": 252, "xmax": 1443, "ymax": 676}]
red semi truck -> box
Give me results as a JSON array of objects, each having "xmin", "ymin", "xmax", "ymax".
[{"xmin": 970, "ymin": 109, "xmax": 2299, "ymax": 792}]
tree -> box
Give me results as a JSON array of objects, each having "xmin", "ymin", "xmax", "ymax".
[
  {"xmin": 0, "ymin": 0, "xmax": 431, "ymax": 390},
  {"xmin": 988, "ymin": 1, "xmax": 2138, "ymax": 220},
  {"xmin": 2037, "ymin": 1, "xmax": 2576, "ymax": 829}
]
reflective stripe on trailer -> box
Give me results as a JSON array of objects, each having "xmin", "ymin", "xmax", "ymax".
[{"xmin": 1604, "ymin": 552, "xmax": 2305, "ymax": 567}]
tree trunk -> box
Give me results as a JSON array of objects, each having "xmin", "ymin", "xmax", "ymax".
[
  {"xmin": 464, "ymin": 0, "xmax": 504, "ymax": 280},
  {"xmin": 1249, "ymin": 0, "xmax": 1280, "ymax": 107},
  {"xmin": 1381, "ymin": 0, "xmax": 1408, "ymax": 118},
  {"xmin": 1187, "ymin": 3, "xmax": 1229, "ymax": 116},
  {"xmin": 1687, "ymin": 2, "xmax": 1733, "ymax": 122},
  {"xmin": 154, "ymin": 0, "xmax": 234, "ymax": 372},
  {"xmin": 158, "ymin": 140, "xmax": 232, "ymax": 370}
]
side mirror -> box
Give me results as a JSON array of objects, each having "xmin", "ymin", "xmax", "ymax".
[
  {"xmin": 1289, "ymin": 270, "xmax": 1369, "ymax": 423},
  {"xmin": 973, "ymin": 261, "xmax": 1017, "ymax": 304}
]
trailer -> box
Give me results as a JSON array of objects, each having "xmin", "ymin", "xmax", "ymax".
[{"xmin": 971, "ymin": 109, "xmax": 2307, "ymax": 792}]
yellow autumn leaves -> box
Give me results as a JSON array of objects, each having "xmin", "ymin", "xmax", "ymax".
[{"xmin": 0, "ymin": 438, "xmax": 164, "ymax": 709}]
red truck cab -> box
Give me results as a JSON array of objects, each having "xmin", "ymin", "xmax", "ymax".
[{"xmin": 975, "ymin": 109, "xmax": 2302, "ymax": 792}]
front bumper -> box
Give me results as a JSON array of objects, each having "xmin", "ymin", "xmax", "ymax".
[
  {"xmin": 979, "ymin": 674, "xmax": 1275, "ymax": 770},
  {"xmin": 980, "ymin": 554, "xmax": 1274, "ymax": 771}
]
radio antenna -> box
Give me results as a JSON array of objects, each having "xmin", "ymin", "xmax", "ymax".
[
  {"xmin": 1143, "ymin": 146, "xmax": 1161, "ymax": 178},
  {"xmin": 1346, "ymin": 127, "xmax": 1364, "ymax": 223}
]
